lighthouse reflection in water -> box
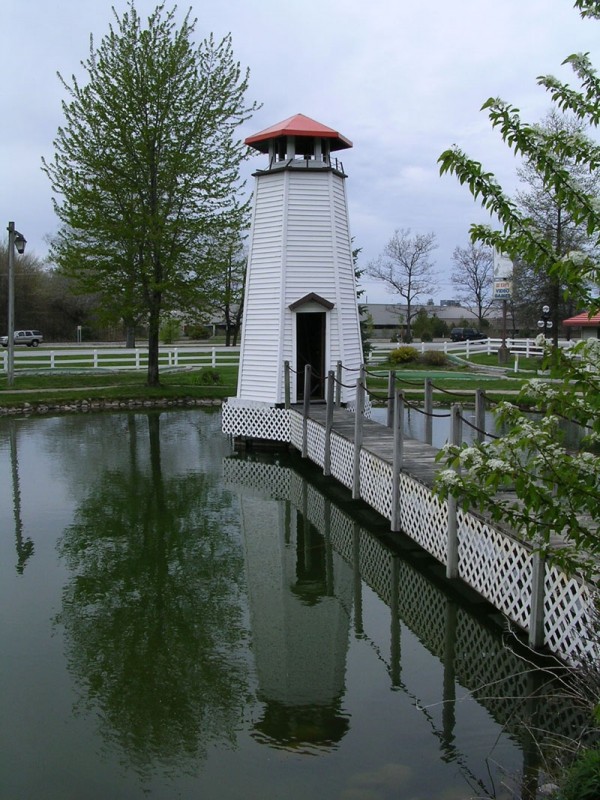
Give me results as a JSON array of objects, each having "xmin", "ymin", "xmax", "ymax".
[
  {"xmin": 1, "ymin": 409, "xmax": 578, "ymax": 800},
  {"xmin": 237, "ymin": 477, "xmax": 352, "ymax": 751}
]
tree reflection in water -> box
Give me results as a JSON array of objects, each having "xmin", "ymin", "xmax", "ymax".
[{"xmin": 56, "ymin": 412, "xmax": 248, "ymax": 776}]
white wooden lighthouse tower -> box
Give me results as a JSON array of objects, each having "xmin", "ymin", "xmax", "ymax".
[{"xmin": 233, "ymin": 113, "xmax": 363, "ymax": 408}]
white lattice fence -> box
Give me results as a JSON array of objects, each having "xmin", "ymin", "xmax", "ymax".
[
  {"xmin": 222, "ymin": 402, "xmax": 291, "ymax": 441},
  {"xmin": 358, "ymin": 451, "xmax": 394, "ymax": 520},
  {"xmin": 543, "ymin": 566, "xmax": 598, "ymax": 663},
  {"xmin": 329, "ymin": 432, "xmax": 355, "ymax": 491},
  {"xmin": 397, "ymin": 475, "xmax": 449, "ymax": 564},
  {"xmin": 307, "ymin": 419, "xmax": 326, "ymax": 468},
  {"xmin": 457, "ymin": 511, "xmax": 533, "ymax": 632}
]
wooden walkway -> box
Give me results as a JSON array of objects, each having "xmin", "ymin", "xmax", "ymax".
[{"xmin": 305, "ymin": 404, "xmax": 441, "ymax": 488}]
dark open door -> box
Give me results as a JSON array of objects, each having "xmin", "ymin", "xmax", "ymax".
[{"xmin": 296, "ymin": 312, "xmax": 326, "ymax": 401}]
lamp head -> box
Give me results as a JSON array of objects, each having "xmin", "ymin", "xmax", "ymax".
[{"xmin": 14, "ymin": 232, "xmax": 26, "ymax": 254}]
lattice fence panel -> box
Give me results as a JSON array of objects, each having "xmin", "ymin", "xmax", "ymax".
[
  {"xmin": 358, "ymin": 451, "xmax": 394, "ymax": 521},
  {"xmin": 329, "ymin": 433, "xmax": 355, "ymax": 491},
  {"xmin": 397, "ymin": 475, "xmax": 448, "ymax": 563},
  {"xmin": 222, "ymin": 403, "xmax": 291, "ymax": 441},
  {"xmin": 457, "ymin": 510, "xmax": 532, "ymax": 632},
  {"xmin": 290, "ymin": 411, "xmax": 304, "ymax": 450},
  {"xmin": 307, "ymin": 419, "xmax": 326, "ymax": 468},
  {"xmin": 543, "ymin": 566, "xmax": 598, "ymax": 664}
]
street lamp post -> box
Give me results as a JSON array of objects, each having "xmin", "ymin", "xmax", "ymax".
[
  {"xmin": 537, "ymin": 304, "xmax": 553, "ymax": 338},
  {"xmin": 6, "ymin": 222, "xmax": 27, "ymax": 387}
]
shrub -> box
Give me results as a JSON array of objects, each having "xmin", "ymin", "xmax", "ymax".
[
  {"xmin": 389, "ymin": 346, "xmax": 419, "ymax": 365},
  {"xmin": 420, "ymin": 331, "xmax": 433, "ymax": 342},
  {"xmin": 194, "ymin": 368, "xmax": 221, "ymax": 385},
  {"xmin": 160, "ymin": 318, "xmax": 180, "ymax": 344},
  {"xmin": 419, "ymin": 350, "xmax": 448, "ymax": 367},
  {"xmin": 561, "ymin": 748, "xmax": 600, "ymax": 800}
]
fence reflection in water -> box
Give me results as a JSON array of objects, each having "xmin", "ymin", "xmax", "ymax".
[{"xmin": 224, "ymin": 451, "xmax": 589, "ymax": 798}]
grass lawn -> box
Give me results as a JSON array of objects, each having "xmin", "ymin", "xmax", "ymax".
[
  {"xmin": 0, "ymin": 360, "xmax": 536, "ymax": 409},
  {"xmin": 0, "ymin": 366, "xmax": 239, "ymax": 407}
]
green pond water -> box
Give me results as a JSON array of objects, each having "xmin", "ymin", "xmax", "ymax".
[{"xmin": 0, "ymin": 409, "xmax": 577, "ymax": 799}]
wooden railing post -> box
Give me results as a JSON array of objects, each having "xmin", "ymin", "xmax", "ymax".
[
  {"xmin": 529, "ymin": 552, "xmax": 546, "ymax": 649},
  {"xmin": 352, "ymin": 367, "xmax": 365, "ymax": 500},
  {"xmin": 446, "ymin": 403, "xmax": 462, "ymax": 580},
  {"xmin": 302, "ymin": 364, "xmax": 311, "ymax": 458},
  {"xmin": 284, "ymin": 361, "xmax": 291, "ymax": 409},
  {"xmin": 324, "ymin": 370, "xmax": 334, "ymax": 476},
  {"xmin": 475, "ymin": 389, "xmax": 485, "ymax": 443},
  {"xmin": 424, "ymin": 377, "xmax": 433, "ymax": 445},
  {"xmin": 335, "ymin": 361, "xmax": 342, "ymax": 406},
  {"xmin": 386, "ymin": 370, "xmax": 396, "ymax": 428},
  {"xmin": 391, "ymin": 389, "xmax": 404, "ymax": 532}
]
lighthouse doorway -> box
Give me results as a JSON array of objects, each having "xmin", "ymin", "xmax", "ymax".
[{"xmin": 296, "ymin": 312, "xmax": 326, "ymax": 401}]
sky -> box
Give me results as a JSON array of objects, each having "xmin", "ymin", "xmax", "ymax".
[{"xmin": 2, "ymin": 0, "xmax": 599, "ymax": 304}]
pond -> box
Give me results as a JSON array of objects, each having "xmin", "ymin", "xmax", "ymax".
[{"xmin": 0, "ymin": 409, "xmax": 579, "ymax": 799}]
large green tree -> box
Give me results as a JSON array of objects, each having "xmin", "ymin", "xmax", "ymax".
[
  {"xmin": 437, "ymin": 0, "xmax": 600, "ymax": 584},
  {"xmin": 43, "ymin": 2, "xmax": 258, "ymax": 385}
]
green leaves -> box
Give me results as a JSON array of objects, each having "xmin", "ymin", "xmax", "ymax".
[
  {"xmin": 43, "ymin": 1, "xmax": 258, "ymax": 384},
  {"xmin": 436, "ymin": 2, "xmax": 600, "ymax": 583}
]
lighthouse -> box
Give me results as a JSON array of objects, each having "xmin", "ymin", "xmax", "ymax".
[{"xmin": 233, "ymin": 113, "xmax": 363, "ymax": 408}]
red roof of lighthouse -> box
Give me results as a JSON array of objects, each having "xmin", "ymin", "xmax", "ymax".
[{"xmin": 245, "ymin": 113, "xmax": 352, "ymax": 152}]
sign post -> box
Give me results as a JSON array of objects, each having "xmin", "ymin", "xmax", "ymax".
[{"xmin": 493, "ymin": 250, "xmax": 513, "ymax": 366}]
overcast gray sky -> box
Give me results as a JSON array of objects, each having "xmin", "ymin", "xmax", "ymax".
[{"xmin": 2, "ymin": 0, "xmax": 599, "ymax": 303}]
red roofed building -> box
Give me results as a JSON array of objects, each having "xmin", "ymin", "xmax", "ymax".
[{"xmin": 563, "ymin": 311, "xmax": 600, "ymax": 339}]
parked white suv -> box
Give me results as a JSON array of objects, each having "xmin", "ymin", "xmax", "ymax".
[{"xmin": 1, "ymin": 330, "xmax": 44, "ymax": 347}]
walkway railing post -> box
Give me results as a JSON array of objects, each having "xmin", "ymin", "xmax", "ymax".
[
  {"xmin": 391, "ymin": 389, "xmax": 404, "ymax": 532},
  {"xmin": 324, "ymin": 370, "xmax": 334, "ymax": 476},
  {"xmin": 529, "ymin": 551, "xmax": 546, "ymax": 650},
  {"xmin": 446, "ymin": 403, "xmax": 462, "ymax": 580},
  {"xmin": 352, "ymin": 367, "xmax": 365, "ymax": 500},
  {"xmin": 424, "ymin": 377, "xmax": 433, "ymax": 445},
  {"xmin": 386, "ymin": 370, "xmax": 396, "ymax": 428},
  {"xmin": 475, "ymin": 389, "xmax": 485, "ymax": 443},
  {"xmin": 335, "ymin": 360, "xmax": 342, "ymax": 406},
  {"xmin": 284, "ymin": 361, "xmax": 291, "ymax": 409},
  {"xmin": 302, "ymin": 365, "xmax": 311, "ymax": 458}
]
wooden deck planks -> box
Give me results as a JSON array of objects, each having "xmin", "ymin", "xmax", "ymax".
[{"xmin": 307, "ymin": 405, "xmax": 441, "ymax": 488}]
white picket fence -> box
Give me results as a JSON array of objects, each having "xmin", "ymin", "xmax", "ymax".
[
  {"xmin": 1, "ymin": 345, "xmax": 241, "ymax": 373},
  {"xmin": 1, "ymin": 337, "xmax": 571, "ymax": 375},
  {"xmin": 369, "ymin": 337, "xmax": 571, "ymax": 367}
]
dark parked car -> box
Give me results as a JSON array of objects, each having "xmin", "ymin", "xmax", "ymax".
[
  {"xmin": 1, "ymin": 329, "xmax": 44, "ymax": 347},
  {"xmin": 450, "ymin": 327, "xmax": 486, "ymax": 342}
]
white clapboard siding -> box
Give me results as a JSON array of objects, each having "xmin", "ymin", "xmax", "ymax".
[{"xmin": 236, "ymin": 161, "xmax": 363, "ymax": 406}]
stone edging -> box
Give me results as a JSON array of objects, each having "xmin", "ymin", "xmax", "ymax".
[{"xmin": 0, "ymin": 397, "xmax": 223, "ymax": 415}]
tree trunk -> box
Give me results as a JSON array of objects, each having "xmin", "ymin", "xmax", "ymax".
[
  {"xmin": 147, "ymin": 299, "xmax": 161, "ymax": 386},
  {"xmin": 125, "ymin": 324, "xmax": 136, "ymax": 348}
]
